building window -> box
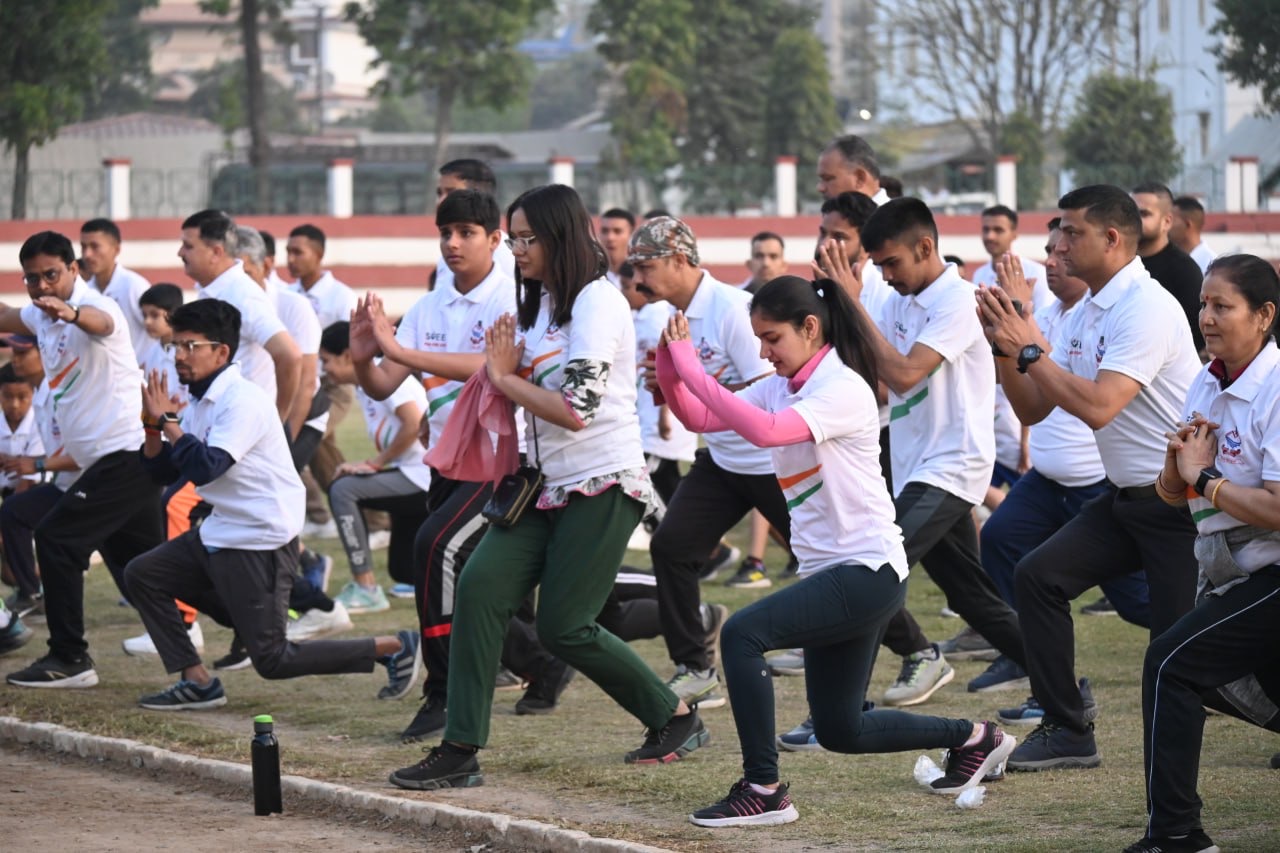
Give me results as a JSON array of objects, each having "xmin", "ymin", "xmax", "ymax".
[
  {"xmin": 1158, "ymin": 0, "xmax": 1171, "ymax": 32},
  {"xmin": 1199, "ymin": 111, "xmax": 1211, "ymax": 158}
]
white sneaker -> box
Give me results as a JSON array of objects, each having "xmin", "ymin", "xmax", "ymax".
[
  {"xmin": 368, "ymin": 530, "xmax": 392, "ymax": 550},
  {"xmin": 302, "ymin": 519, "xmax": 339, "ymax": 539},
  {"xmin": 767, "ymin": 648, "xmax": 805, "ymax": 676},
  {"xmin": 287, "ymin": 601, "xmax": 354, "ymax": 642},
  {"xmin": 122, "ymin": 621, "xmax": 205, "ymax": 656},
  {"xmin": 626, "ymin": 523, "xmax": 651, "ymax": 551}
]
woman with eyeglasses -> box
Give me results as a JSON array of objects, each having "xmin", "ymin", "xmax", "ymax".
[
  {"xmin": 389, "ymin": 185, "xmax": 707, "ymax": 790},
  {"xmin": 1134, "ymin": 254, "xmax": 1280, "ymax": 853}
]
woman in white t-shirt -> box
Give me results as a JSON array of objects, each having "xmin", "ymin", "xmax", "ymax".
[
  {"xmin": 657, "ymin": 275, "xmax": 1015, "ymax": 827},
  {"xmin": 389, "ymin": 185, "xmax": 706, "ymax": 791},
  {"xmin": 1140, "ymin": 254, "xmax": 1280, "ymax": 853}
]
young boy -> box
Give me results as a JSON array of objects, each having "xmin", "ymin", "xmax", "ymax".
[
  {"xmin": 0, "ymin": 363, "xmax": 42, "ymax": 496},
  {"xmin": 124, "ymin": 298, "xmax": 420, "ymax": 709},
  {"xmin": 319, "ymin": 321, "xmax": 431, "ymax": 614}
]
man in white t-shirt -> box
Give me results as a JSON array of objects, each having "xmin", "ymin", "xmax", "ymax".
[
  {"xmin": 179, "ymin": 210, "xmax": 301, "ymax": 421},
  {"xmin": 238, "ymin": 226, "xmax": 322, "ymax": 455},
  {"xmin": 742, "ymin": 231, "xmax": 788, "ymax": 294},
  {"xmin": 600, "ymin": 208, "xmax": 636, "ymax": 286},
  {"xmin": 2, "ymin": 231, "xmax": 164, "ymax": 690},
  {"xmin": 122, "ymin": 298, "xmax": 420, "ymax": 710},
  {"xmin": 286, "ymin": 222, "xmax": 357, "ymax": 531},
  {"xmin": 628, "ymin": 216, "xmax": 779, "ymax": 708},
  {"xmin": 978, "ymin": 184, "xmax": 1201, "ymax": 771},
  {"xmin": 79, "ymin": 218, "xmax": 152, "ymax": 363},
  {"xmin": 1171, "ymin": 194, "xmax": 1218, "ymax": 274},
  {"xmin": 971, "ymin": 205, "xmax": 1053, "ymax": 313},
  {"xmin": 841, "ymin": 198, "xmax": 1025, "ymax": 708}
]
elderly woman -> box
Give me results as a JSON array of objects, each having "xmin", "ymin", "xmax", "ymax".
[{"xmin": 1137, "ymin": 254, "xmax": 1280, "ymax": 853}]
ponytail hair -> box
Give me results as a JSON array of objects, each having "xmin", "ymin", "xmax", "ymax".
[{"xmin": 750, "ymin": 275, "xmax": 879, "ymax": 390}]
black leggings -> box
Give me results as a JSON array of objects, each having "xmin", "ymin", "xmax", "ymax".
[{"xmin": 722, "ymin": 562, "xmax": 972, "ymax": 785}]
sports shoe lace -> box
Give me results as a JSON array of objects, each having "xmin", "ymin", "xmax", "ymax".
[{"xmin": 895, "ymin": 655, "xmax": 924, "ymax": 686}]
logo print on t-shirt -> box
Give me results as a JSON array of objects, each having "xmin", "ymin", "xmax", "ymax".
[
  {"xmin": 1095, "ymin": 335, "xmax": 1107, "ymax": 364},
  {"xmin": 1221, "ymin": 428, "xmax": 1243, "ymax": 460},
  {"xmin": 469, "ymin": 320, "xmax": 484, "ymax": 348},
  {"xmin": 696, "ymin": 337, "xmax": 715, "ymax": 361}
]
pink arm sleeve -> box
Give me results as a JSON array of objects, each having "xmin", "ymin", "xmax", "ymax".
[
  {"xmin": 656, "ymin": 345, "xmax": 733, "ymax": 433},
  {"xmin": 665, "ymin": 340, "xmax": 813, "ymax": 447}
]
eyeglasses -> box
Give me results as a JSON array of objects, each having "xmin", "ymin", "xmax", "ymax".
[
  {"xmin": 504, "ymin": 234, "xmax": 539, "ymax": 252},
  {"xmin": 22, "ymin": 268, "xmax": 66, "ymax": 287},
  {"xmin": 164, "ymin": 340, "xmax": 223, "ymax": 355}
]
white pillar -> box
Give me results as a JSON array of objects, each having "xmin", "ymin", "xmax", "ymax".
[
  {"xmin": 549, "ymin": 156, "xmax": 575, "ymax": 188},
  {"xmin": 774, "ymin": 156, "xmax": 797, "ymax": 218},
  {"xmin": 102, "ymin": 158, "xmax": 131, "ymax": 221},
  {"xmin": 1225, "ymin": 158, "xmax": 1244, "ymax": 213},
  {"xmin": 995, "ymin": 155, "xmax": 1018, "ymax": 209},
  {"xmin": 1238, "ymin": 156, "xmax": 1260, "ymax": 213},
  {"xmin": 327, "ymin": 158, "xmax": 354, "ymax": 219}
]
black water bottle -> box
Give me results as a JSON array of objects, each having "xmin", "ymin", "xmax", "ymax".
[{"xmin": 251, "ymin": 714, "xmax": 282, "ymax": 815}]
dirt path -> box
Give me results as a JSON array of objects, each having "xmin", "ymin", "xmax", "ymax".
[{"xmin": 3, "ymin": 744, "xmax": 520, "ymax": 852}]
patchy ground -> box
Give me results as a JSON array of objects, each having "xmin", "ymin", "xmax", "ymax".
[{"xmin": 3, "ymin": 743, "xmax": 526, "ymax": 853}]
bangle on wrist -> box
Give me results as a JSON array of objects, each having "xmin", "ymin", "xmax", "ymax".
[{"xmin": 1210, "ymin": 478, "xmax": 1227, "ymax": 509}]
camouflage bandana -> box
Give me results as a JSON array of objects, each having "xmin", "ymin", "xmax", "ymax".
[{"xmin": 626, "ymin": 216, "xmax": 700, "ymax": 266}]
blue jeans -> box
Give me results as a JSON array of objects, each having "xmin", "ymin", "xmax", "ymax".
[
  {"xmin": 721, "ymin": 562, "xmax": 971, "ymax": 785},
  {"xmin": 981, "ymin": 469, "xmax": 1150, "ymax": 628}
]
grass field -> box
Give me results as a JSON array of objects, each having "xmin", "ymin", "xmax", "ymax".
[{"xmin": 3, "ymin": 418, "xmax": 1278, "ymax": 851}]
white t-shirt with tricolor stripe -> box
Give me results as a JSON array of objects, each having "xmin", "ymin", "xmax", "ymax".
[
  {"xmin": 394, "ymin": 265, "xmax": 517, "ymax": 456},
  {"xmin": 739, "ymin": 348, "xmax": 907, "ymax": 579},
  {"xmin": 355, "ymin": 371, "xmax": 433, "ymax": 491}
]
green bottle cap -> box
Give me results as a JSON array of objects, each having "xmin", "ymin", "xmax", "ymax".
[{"xmin": 254, "ymin": 714, "xmax": 274, "ymax": 724}]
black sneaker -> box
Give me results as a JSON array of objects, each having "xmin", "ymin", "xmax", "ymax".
[
  {"xmin": 5, "ymin": 590, "xmax": 43, "ymax": 622},
  {"xmin": 1081, "ymin": 596, "xmax": 1117, "ymax": 616},
  {"xmin": 725, "ymin": 557, "xmax": 771, "ymax": 589},
  {"xmin": 700, "ymin": 602, "xmax": 730, "ymax": 671},
  {"xmin": 400, "ymin": 694, "xmax": 446, "ymax": 743},
  {"xmin": 1122, "ymin": 830, "xmax": 1220, "ymax": 853},
  {"xmin": 389, "ymin": 744, "xmax": 484, "ymax": 790},
  {"xmin": 780, "ymin": 555, "xmax": 799, "ymax": 579},
  {"xmin": 689, "ymin": 778, "xmax": 799, "ymax": 827},
  {"xmin": 930, "ymin": 722, "xmax": 1017, "ymax": 794},
  {"xmin": 700, "ymin": 544, "xmax": 741, "ymax": 582},
  {"xmin": 1006, "ymin": 720, "xmax": 1102, "ymax": 771},
  {"xmin": 515, "ymin": 658, "xmax": 575, "ymax": 715},
  {"xmin": 624, "ymin": 709, "xmax": 710, "ymax": 764},
  {"xmin": 138, "ymin": 677, "xmax": 228, "ymax": 711},
  {"xmin": 212, "ymin": 637, "xmax": 252, "ymax": 671},
  {"xmin": 6, "ymin": 652, "xmax": 99, "ymax": 688},
  {"xmin": 0, "ymin": 616, "xmax": 33, "ymax": 656}
]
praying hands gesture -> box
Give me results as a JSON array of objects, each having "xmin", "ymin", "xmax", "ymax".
[
  {"xmin": 349, "ymin": 292, "xmax": 401, "ymax": 364},
  {"xmin": 812, "ymin": 240, "xmax": 863, "ymax": 304},
  {"xmin": 994, "ymin": 253, "xmax": 1036, "ymax": 313},
  {"xmin": 660, "ymin": 311, "xmax": 691, "ymax": 347},
  {"xmin": 141, "ymin": 369, "xmax": 184, "ymax": 423},
  {"xmin": 1164, "ymin": 414, "xmax": 1220, "ymax": 486},
  {"xmin": 485, "ymin": 314, "xmax": 525, "ymax": 384}
]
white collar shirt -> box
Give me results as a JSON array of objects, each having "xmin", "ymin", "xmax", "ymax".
[
  {"xmin": 1048, "ymin": 256, "xmax": 1201, "ymax": 487},
  {"xmin": 88, "ymin": 264, "xmax": 151, "ymax": 363},
  {"xmin": 196, "ymin": 262, "xmax": 287, "ymax": 398},
  {"xmin": 1027, "ymin": 299, "xmax": 1106, "ymax": 487},
  {"xmin": 878, "ymin": 263, "xmax": 995, "ymax": 503}
]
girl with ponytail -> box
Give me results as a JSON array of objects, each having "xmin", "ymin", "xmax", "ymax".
[{"xmin": 656, "ymin": 273, "xmax": 1015, "ymax": 827}]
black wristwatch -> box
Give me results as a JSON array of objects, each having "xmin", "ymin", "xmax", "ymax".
[
  {"xmin": 1016, "ymin": 344, "xmax": 1043, "ymax": 374},
  {"xmin": 159, "ymin": 412, "xmax": 181, "ymax": 425},
  {"xmin": 1194, "ymin": 466, "xmax": 1223, "ymax": 497}
]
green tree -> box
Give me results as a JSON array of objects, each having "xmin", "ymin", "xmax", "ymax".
[
  {"xmin": 1062, "ymin": 72, "xmax": 1181, "ymax": 188},
  {"xmin": 589, "ymin": 0, "xmax": 694, "ymax": 205},
  {"xmin": 346, "ymin": 0, "xmax": 553, "ymax": 194},
  {"xmin": 999, "ymin": 110, "xmax": 1045, "ymax": 209},
  {"xmin": 85, "ymin": 0, "xmax": 159, "ymax": 119},
  {"xmin": 1212, "ymin": 0, "xmax": 1280, "ymax": 114},
  {"xmin": 0, "ymin": 0, "xmax": 115, "ymax": 218},
  {"xmin": 188, "ymin": 60, "xmax": 308, "ymax": 137},
  {"xmin": 199, "ymin": 0, "xmax": 294, "ymax": 213},
  {"xmin": 763, "ymin": 28, "xmax": 839, "ymax": 180}
]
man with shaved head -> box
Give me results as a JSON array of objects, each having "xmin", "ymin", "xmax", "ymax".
[{"xmin": 1131, "ymin": 182, "xmax": 1205, "ymax": 354}]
